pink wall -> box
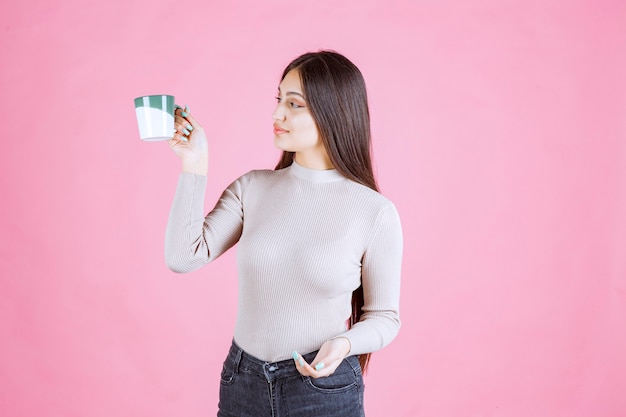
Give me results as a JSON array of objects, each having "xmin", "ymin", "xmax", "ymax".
[{"xmin": 1, "ymin": 0, "xmax": 625, "ymax": 416}]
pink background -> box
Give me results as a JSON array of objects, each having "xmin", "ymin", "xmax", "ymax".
[{"xmin": 1, "ymin": 0, "xmax": 625, "ymax": 416}]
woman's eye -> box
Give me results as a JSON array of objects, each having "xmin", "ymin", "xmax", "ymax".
[{"xmin": 275, "ymin": 96, "xmax": 304, "ymax": 109}]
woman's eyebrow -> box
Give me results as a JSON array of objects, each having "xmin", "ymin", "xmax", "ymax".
[{"xmin": 277, "ymin": 87, "xmax": 306, "ymax": 99}]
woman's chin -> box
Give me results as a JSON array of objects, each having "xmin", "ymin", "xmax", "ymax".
[{"xmin": 273, "ymin": 137, "xmax": 295, "ymax": 152}]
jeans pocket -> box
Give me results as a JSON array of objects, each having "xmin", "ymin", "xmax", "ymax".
[
  {"xmin": 305, "ymin": 359, "xmax": 361, "ymax": 394},
  {"xmin": 220, "ymin": 362, "xmax": 237, "ymax": 386}
]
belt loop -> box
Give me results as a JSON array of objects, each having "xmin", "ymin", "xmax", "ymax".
[
  {"xmin": 233, "ymin": 344, "xmax": 243, "ymax": 374},
  {"xmin": 346, "ymin": 355, "xmax": 362, "ymax": 376}
]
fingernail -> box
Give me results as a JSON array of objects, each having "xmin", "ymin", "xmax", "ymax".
[
  {"xmin": 185, "ymin": 105, "xmax": 190, "ymax": 112},
  {"xmin": 181, "ymin": 137, "xmax": 188, "ymax": 142},
  {"xmin": 181, "ymin": 111, "xmax": 188, "ymax": 117},
  {"xmin": 315, "ymin": 362, "xmax": 325, "ymax": 371},
  {"xmin": 186, "ymin": 124, "xmax": 193, "ymax": 131},
  {"xmin": 182, "ymin": 128, "xmax": 190, "ymax": 135},
  {"xmin": 174, "ymin": 104, "xmax": 182, "ymax": 110},
  {"xmin": 292, "ymin": 351, "xmax": 299, "ymax": 361},
  {"xmin": 299, "ymin": 358, "xmax": 305, "ymax": 366}
]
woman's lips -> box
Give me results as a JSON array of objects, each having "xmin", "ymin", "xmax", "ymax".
[{"xmin": 273, "ymin": 125, "xmax": 288, "ymax": 135}]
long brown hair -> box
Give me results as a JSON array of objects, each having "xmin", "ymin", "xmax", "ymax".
[{"xmin": 274, "ymin": 51, "xmax": 377, "ymax": 372}]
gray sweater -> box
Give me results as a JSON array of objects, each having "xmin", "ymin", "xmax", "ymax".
[{"xmin": 165, "ymin": 161, "xmax": 403, "ymax": 362}]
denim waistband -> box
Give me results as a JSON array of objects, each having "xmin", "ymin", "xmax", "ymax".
[{"xmin": 225, "ymin": 340, "xmax": 320, "ymax": 381}]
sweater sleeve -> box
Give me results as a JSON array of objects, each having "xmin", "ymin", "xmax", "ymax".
[
  {"xmin": 164, "ymin": 173, "xmax": 248, "ymax": 273},
  {"xmin": 337, "ymin": 203, "xmax": 403, "ymax": 356}
]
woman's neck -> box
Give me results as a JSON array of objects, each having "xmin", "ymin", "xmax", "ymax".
[{"xmin": 294, "ymin": 151, "xmax": 334, "ymax": 170}]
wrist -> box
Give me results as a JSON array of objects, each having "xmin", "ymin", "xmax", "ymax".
[
  {"xmin": 181, "ymin": 155, "xmax": 208, "ymax": 176},
  {"xmin": 334, "ymin": 337, "xmax": 352, "ymax": 357}
]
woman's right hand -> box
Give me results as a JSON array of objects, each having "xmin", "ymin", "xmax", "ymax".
[{"xmin": 168, "ymin": 105, "xmax": 209, "ymax": 176}]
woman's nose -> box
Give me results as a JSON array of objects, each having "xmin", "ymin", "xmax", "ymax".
[{"xmin": 272, "ymin": 104, "xmax": 286, "ymax": 121}]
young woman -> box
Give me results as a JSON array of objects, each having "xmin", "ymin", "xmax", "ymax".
[{"xmin": 164, "ymin": 51, "xmax": 403, "ymax": 417}]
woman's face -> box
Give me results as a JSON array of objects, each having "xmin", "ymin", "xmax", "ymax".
[{"xmin": 272, "ymin": 69, "xmax": 330, "ymax": 167}]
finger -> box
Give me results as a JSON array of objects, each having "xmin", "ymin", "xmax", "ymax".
[
  {"xmin": 174, "ymin": 104, "xmax": 190, "ymax": 119},
  {"xmin": 309, "ymin": 349, "xmax": 345, "ymax": 377},
  {"xmin": 174, "ymin": 105, "xmax": 185, "ymax": 120},
  {"xmin": 175, "ymin": 104, "xmax": 201, "ymax": 132},
  {"xmin": 293, "ymin": 352, "xmax": 341, "ymax": 378},
  {"xmin": 310, "ymin": 357, "xmax": 343, "ymax": 377},
  {"xmin": 167, "ymin": 137, "xmax": 186, "ymax": 149},
  {"xmin": 174, "ymin": 111, "xmax": 193, "ymax": 136},
  {"xmin": 180, "ymin": 105, "xmax": 201, "ymax": 130},
  {"xmin": 292, "ymin": 352, "xmax": 318, "ymax": 377},
  {"xmin": 292, "ymin": 351, "xmax": 307, "ymax": 370},
  {"xmin": 177, "ymin": 119, "xmax": 195, "ymax": 135},
  {"xmin": 171, "ymin": 129, "xmax": 188, "ymax": 142},
  {"xmin": 298, "ymin": 361, "xmax": 320, "ymax": 377},
  {"xmin": 309, "ymin": 360, "xmax": 342, "ymax": 378},
  {"xmin": 174, "ymin": 120, "xmax": 193, "ymax": 137}
]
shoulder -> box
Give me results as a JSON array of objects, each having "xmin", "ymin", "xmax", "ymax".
[
  {"xmin": 343, "ymin": 180, "xmax": 399, "ymax": 215},
  {"xmin": 228, "ymin": 167, "xmax": 282, "ymax": 183},
  {"xmin": 358, "ymin": 188, "xmax": 403, "ymax": 251},
  {"xmin": 224, "ymin": 168, "xmax": 287, "ymax": 193},
  {"xmin": 235, "ymin": 168, "xmax": 287, "ymax": 185},
  {"xmin": 336, "ymin": 181, "xmax": 402, "ymax": 238}
]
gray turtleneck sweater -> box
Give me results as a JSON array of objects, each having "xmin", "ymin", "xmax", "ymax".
[{"xmin": 165, "ymin": 162, "xmax": 403, "ymax": 362}]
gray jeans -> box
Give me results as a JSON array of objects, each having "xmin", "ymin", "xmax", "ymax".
[{"xmin": 217, "ymin": 340, "xmax": 365, "ymax": 417}]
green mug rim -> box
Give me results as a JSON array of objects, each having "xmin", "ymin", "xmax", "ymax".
[{"xmin": 134, "ymin": 95, "xmax": 175, "ymax": 116}]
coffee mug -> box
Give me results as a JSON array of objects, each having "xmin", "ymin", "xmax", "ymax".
[{"xmin": 134, "ymin": 94, "xmax": 175, "ymax": 141}]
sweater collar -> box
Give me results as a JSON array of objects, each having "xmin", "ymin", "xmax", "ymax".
[{"xmin": 288, "ymin": 161, "xmax": 346, "ymax": 183}]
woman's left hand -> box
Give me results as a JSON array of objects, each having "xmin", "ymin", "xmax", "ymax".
[{"xmin": 293, "ymin": 337, "xmax": 351, "ymax": 378}]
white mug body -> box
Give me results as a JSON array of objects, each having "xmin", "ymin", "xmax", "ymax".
[{"xmin": 134, "ymin": 95, "xmax": 175, "ymax": 141}]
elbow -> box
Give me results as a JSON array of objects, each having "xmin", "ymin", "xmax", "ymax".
[
  {"xmin": 391, "ymin": 317, "xmax": 401, "ymax": 342},
  {"xmin": 382, "ymin": 315, "xmax": 401, "ymax": 346},
  {"xmin": 165, "ymin": 257, "xmax": 191, "ymax": 273},
  {"xmin": 164, "ymin": 247, "xmax": 208, "ymax": 273},
  {"xmin": 378, "ymin": 311, "xmax": 402, "ymax": 347},
  {"xmin": 164, "ymin": 240, "xmax": 193, "ymax": 273},
  {"xmin": 164, "ymin": 249, "xmax": 196, "ymax": 273},
  {"xmin": 166, "ymin": 263, "xmax": 188, "ymax": 274}
]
